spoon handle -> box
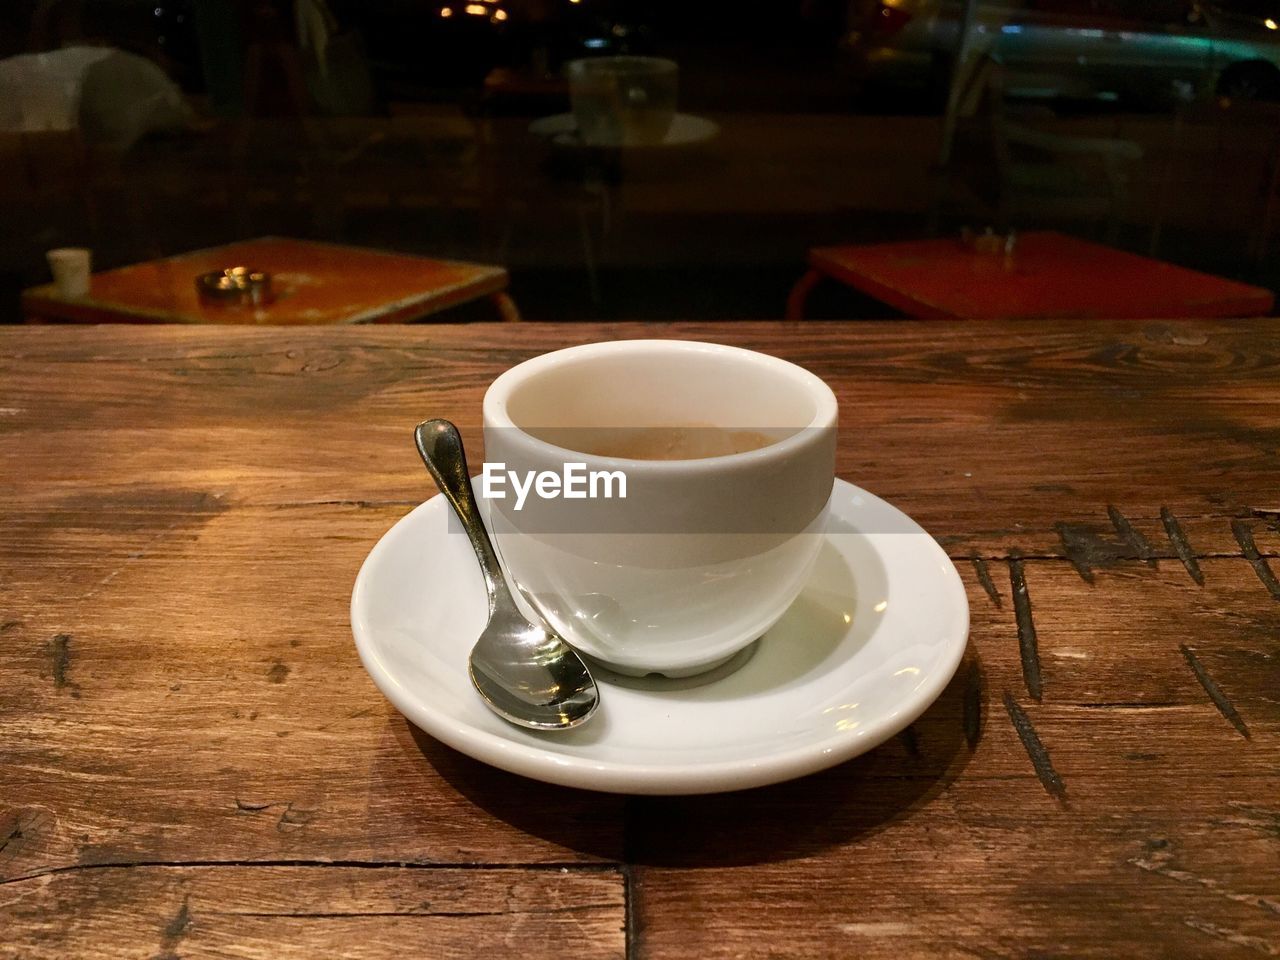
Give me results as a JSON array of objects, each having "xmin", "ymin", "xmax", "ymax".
[{"xmin": 414, "ymin": 419, "xmax": 514, "ymax": 616}]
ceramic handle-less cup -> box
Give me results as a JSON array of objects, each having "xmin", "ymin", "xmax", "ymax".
[
  {"xmin": 46, "ymin": 247, "xmax": 92, "ymax": 298},
  {"xmin": 481, "ymin": 339, "xmax": 837, "ymax": 678}
]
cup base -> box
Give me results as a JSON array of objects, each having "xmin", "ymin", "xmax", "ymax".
[{"xmin": 581, "ymin": 637, "xmax": 759, "ymax": 680}]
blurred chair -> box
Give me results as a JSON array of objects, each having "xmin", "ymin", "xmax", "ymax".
[{"xmin": 935, "ymin": 54, "xmax": 1143, "ymax": 243}]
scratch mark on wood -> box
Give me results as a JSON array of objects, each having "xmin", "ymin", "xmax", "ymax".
[
  {"xmin": 234, "ymin": 798, "xmax": 275, "ymax": 813},
  {"xmin": 897, "ymin": 724, "xmax": 921, "ymax": 758},
  {"xmin": 49, "ymin": 634, "xmax": 71, "ymax": 687},
  {"xmin": 0, "ymin": 620, "xmax": 20, "ymax": 633},
  {"xmin": 1184, "ymin": 917, "xmax": 1279, "ymax": 956},
  {"xmin": 0, "ymin": 825, "xmax": 23, "ymax": 856},
  {"xmin": 163, "ymin": 899, "xmax": 192, "ymax": 939},
  {"xmin": 47, "ymin": 634, "xmax": 81, "ymax": 698},
  {"xmin": 970, "ymin": 556, "xmax": 1002, "ymax": 607},
  {"xmin": 0, "ymin": 808, "xmax": 54, "ymax": 866},
  {"xmin": 1180, "ymin": 644, "xmax": 1250, "ymax": 739},
  {"xmin": 963, "ymin": 659, "xmax": 984, "ymax": 749},
  {"xmin": 277, "ymin": 803, "xmax": 315, "ymax": 831},
  {"xmin": 0, "ymin": 858, "xmax": 623, "ymax": 886},
  {"xmin": 155, "ymin": 897, "xmax": 192, "ymax": 960},
  {"xmin": 1072, "ymin": 702, "xmax": 1183, "ymax": 711},
  {"xmin": 1002, "ymin": 690, "xmax": 1065, "ymax": 802},
  {"xmin": 1108, "ymin": 505, "xmax": 1157, "ymax": 566},
  {"xmin": 1054, "ymin": 521, "xmax": 1135, "ymax": 582},
  {"xmin": 1251, "ymin": 506, "xmax": 1280, "ymax": 524},
  {"xmin": 269, "ymin": 498, "xmax": 420, "ymax": 510},
  {"xmin": 1161, "ymin": 508, "xmax": 1204, "ymax": 585},
  {"xmin": 77, "ymin": 518, "xmax": 190, "ymax": 605},
  {"xmin": 1222, "ymin": 802, "xmax": 1280, "ymax": 840},
  {"xmin": 208, "ymin": 904, "xmax": 616, "ymax": 919},
  {"xmin": 267, "ymin": 660, "xmax": 290, "ymax": 684},
  {"xmin": 1009, "ymin": 555, "xmax": 1042, "ymax": 701},
  {"xmin": 1131, "ymin": 842, "xmax": 1280, "ymax": 917},
  {"xmin": 1055, "ymin": 522, "xmax": 1095, "ymax": 583},
  {"xmin": 1233, "ymin": 520, "xmax": 1280, "ymax": 600},
  {"xmin": 622, "ymin": 861, "xmax": 639, "ymax": 960}
]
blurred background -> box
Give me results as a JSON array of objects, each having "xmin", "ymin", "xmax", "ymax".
[{"xmin": 4, "ymin": 0, "xmax": 1280, "ymax": 321}]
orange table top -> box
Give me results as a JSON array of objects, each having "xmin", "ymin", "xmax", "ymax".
[
  {"xmin": 810, "ymin": 232, "xmax": 1275, "ymax": 320},
  {"xmin": 22, "ymin": 237, "xmax": 509, "ymax": 326}
]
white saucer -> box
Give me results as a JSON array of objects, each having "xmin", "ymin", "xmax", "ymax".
[
  {"xmin": 528, "ymin": 112, "xmax": 720, "ymax": 148},
  {"xmin": 351, "ymin": 478, "xmax": 968, "ymax": 795}
]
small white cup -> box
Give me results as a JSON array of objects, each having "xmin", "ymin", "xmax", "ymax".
[
  {"xmin": 46, "ymin": 248, "xmax": 92, "ymax": 299},
  {"xmin": 482, "ymin": 340, "xmax": 837, "ymax": 677}
]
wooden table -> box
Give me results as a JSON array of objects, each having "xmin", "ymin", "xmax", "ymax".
[
  {"xmin": 787, "ymin": 231, "xmax": 1276, "ymax": 320},
  {"xmin": 3, "ymin": 321, "xmax": 1278, "ymax": 959},
  {"xmin": 21, "ymin": 237, "xmax": 521, "ymax": 326}
]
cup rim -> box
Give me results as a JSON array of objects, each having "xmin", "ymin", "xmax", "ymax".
[
  {"xmin": 565, "ymin": 55, "xmax": 679, "ymax": 75},
  {"xmin": 483, "ymin": 339, "xmax": 837, "ymax": 473}
]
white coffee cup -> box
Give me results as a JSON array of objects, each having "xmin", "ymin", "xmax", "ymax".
[
  {"xmin": 46, "ymin": 248, "xmax": 92, "ymax": 299},
  {"xmin": 482, "ymin": 339, "xmax": 837, "ymax": 677}
]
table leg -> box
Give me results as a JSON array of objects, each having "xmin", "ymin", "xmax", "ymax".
[
  {"xmin": 490, "ymin": 292, "xmax": 522, "ymax": 323},
  {"xmin": 785, "ymin": 269, "xmax": 823, "ymax": 321}
]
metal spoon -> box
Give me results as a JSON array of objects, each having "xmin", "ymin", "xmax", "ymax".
[{"xmin": 414, "ymin": 419, "xmax": 599, "ymax": 730}]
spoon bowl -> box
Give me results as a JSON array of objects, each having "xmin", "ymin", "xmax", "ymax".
[{"xmin": 414, "ymin": 419, "xmax": 599, "ymax": 730}]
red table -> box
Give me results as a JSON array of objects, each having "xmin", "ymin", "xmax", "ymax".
[
  {"xmin": 787, "ymin": 231, "xmax": 1275, "ymax": 320},
  {"xmin": 22, "ymin": 237, "xmax": 521, "ymax": 325}
]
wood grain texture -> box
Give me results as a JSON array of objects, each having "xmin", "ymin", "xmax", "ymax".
[
  {"xmin": 1, "ymin": 866, "xmax": 625, "ymax": 959},
  {"xmin": 628, "ymin": 558, "xmax": 1279, "ymax": 960},
  {"xmin": 1, "ymin": 321, "xmax": 1278, "ymax": 958}
]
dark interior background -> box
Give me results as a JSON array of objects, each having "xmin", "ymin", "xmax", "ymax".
[{"xmin": 4, "ymin": 0, "xmax": 1280, "ymax": 322}]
